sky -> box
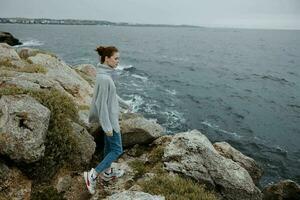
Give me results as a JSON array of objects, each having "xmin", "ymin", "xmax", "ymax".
[{"xmin": 1, "ymin": 0, "xmax": 300, "ymax": 30}]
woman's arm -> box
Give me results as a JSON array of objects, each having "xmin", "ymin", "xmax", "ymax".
[{"xmin": 96, "ymin": 78, "xmax": 113, "ymax": 135}]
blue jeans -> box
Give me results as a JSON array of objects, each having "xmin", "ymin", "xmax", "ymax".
[{"xmin": 95, "ymin": 130, "xmax": 123, "ymax": 173}]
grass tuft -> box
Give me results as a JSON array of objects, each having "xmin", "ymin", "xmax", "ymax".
[
  {"xmin": 140, "ymin": 173, "xmax": 218, "ymax": 200},
  {"xmin": 0, "ymin": 86, "xmax": 79, "ymax": 181},
  {"xmin": 0, "ymin": 58, "xmax": 48, "ymax": 74}
]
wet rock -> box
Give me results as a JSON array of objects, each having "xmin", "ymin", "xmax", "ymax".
[{"xmin": 0, "ymin": 32, "xmax": 22, "ymax": 46}]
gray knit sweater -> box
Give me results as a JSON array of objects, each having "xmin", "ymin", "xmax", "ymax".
[{"xmin": 88, "ymin": 63, "xmax": 129, "ymax": 133}]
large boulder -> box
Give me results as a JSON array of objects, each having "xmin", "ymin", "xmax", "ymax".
[
  {"xmin": 0, "ymin": 94, "xmax": 50, "ymax": 163},
  {"xmin": 27, "ymin": 53, "xmax": 93, "ymax": 106},
  {"xmin": 0, "ymin": 162, "xmax": 32, "ymax": 200},
  {"xmin": 107, "ymin": 191, "xmax": 165, "ymax": 200},
  {"xmin": 163, "ymin": 130, "xmax": 262, "ymax": 200},
  {"xmin": 0, "ymin": 42, "xmax": 21, "ymax": 61},
  {"xmin": 120, "ymin": 116, "xmax": 165, "ymax": 147},
  {"xmin": 69, "ymin": 122, "xmax": 96, "ymax": 166},
  {"xmin": 73, "ymin": 64, "xmax": 97, "ymax": 78},
  {"xmin": 0, "ymin": 32, "xmax": 22, "ymax": 46},
  {"xmin": 213, "ymin": 141, "xmax": 263, "ymax": 185},
  {"xmin": 262, "ymin": 179, "xmax": 300, "ymax": 200}
]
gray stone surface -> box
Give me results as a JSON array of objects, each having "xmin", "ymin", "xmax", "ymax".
[
  {"xmin": 214, "ymin": 141, "xmax": 263, "ymax": 185},
  {"xmin": 0, "ymin": 42, "xmax": 21, "ymax": 61},
  {"xmin": 0, "ymin": 94, "xmax": 50, "ymax": 163},
  {"xmin": 27, "ymin": 53, "xmax": 93, "ymax": 106},
  {"xmin": 163, "ymin": 130, "xmax": 262, "ymax": 200},
  {"xmin": 121, "ymin": 117, "xmax": 165, "ymax": 147},
  {"xmin": 107, "ymin": 191, "xmax": 165, "ymax": 200},
  {"xmin": 70, "ymin": 122, "xmax": 96, "ymax": 166}
]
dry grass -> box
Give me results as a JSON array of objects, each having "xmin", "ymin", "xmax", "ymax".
[
  {"xmin": 0, "ymin": 58, "xmax": 48, "ymax": 74},
  {"xmin": 0, "ymin": 86, "xmax": 79, "ymax": 181}
]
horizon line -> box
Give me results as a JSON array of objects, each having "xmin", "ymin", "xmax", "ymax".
[{"xmin": 1, "ymin": 16, "xmax": 299, "ymax": 31}]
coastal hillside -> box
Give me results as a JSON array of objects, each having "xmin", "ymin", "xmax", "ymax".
[{"xmin": 0, "ymin": 42, "xmax": 299, "ymax": 200}]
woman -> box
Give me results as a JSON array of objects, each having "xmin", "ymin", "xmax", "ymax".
[{"xmin": 84, "ymin": 46, "xmax": 131, "ymax": 195}]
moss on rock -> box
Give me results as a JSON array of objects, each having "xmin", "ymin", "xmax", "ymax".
[{"xmin": 0, "ymin": 86, "xmax": 79, "ymax": 181}]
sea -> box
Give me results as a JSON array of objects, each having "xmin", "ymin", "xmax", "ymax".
[{"xmin": 1, "ymin": 24, "xmax": 299, "ymax": 186}]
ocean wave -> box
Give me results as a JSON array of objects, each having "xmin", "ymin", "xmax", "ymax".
[
  {"xmin": 201, "ymin": 120, "xmax": 241, "ymax": 138},
  {"xmin": 16, "ymin": 39, "xmax": 44, "ymax": 47},
  {"xmin": 125, "ymin": 94, "xmax": 144, "ymax": 112},
  {"xmin": 131, "ymin": 74, "xmax": 148, "ymax": 81},
  {"xmin": 165, "ymin": 89, "xmax": 177, "ymax": 95},
  {"xmin": 252, "ymin": 74, "xmax": 294, "ymax": 86},
  {"xmin": 116, "ymin": 64, "xmax": 134, "ymax": 71}
]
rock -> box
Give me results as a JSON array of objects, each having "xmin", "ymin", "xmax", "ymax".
[
  {"xmin": 120, "ymin": 116, "xmax": 165, "ymax": 147},
  {"xmin": 120, "ymin": 112, "xmax": 144, "ymax": 121},
  {"xmin": 74, "ymin": 64, "xmax": 97, "ymax": 78},
  {"xmin": 69, "ymin": 122, "xmax": 96, "ymax": 167},
  {"xmin": 0, "ymin": 161, "xmax": 10, "ymax": 181},
  {"xmin": 0, "ymin": 163, "xmax": 32, "ymax": 200},
  {"xmin": 0, "ymin": 32, "xmax": 22, "ymax": 46},
  {"xmin": 107, "ymin": 191, "xmax": 165, "ymax": 200},
  {"xmin": 263, "ymin": 179, "xmax": 300, "ymax": 200},
  {"xmin": 17, "ymin": 47, "xmax": 56, "ymax": 60},
  {"xmin": 214, "ymin": 141, "xmax": 263, "ymax": 185},
  {"xmin": 0, "ymin": 43, "xmax": 21, "ymax": 61},
  {"xmin": 0, "ymin": 94, "xmax": 50, "ymax": 163},
  {"xmin": 27, "ymin": 53, "xmax": 93, "ymax": 106},
  {"xmin": 55, "ymin": 174, "xmax": 73, "ymax": 193},
  {"xmin": 163, "ymin": 130, "xmax": 262, "ymax": 200},
  {"xmin": 0, "ymin": 70, "xmax": 67, "ymax": 92},
  {"xmin": 51, "ymin": 168, "xmax": 93, "ymax": 200}
]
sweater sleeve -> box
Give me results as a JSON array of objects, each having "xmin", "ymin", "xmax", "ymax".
[
  {"xmin": 117, "ymin": 94, "xmax": 130, "ymax": 109},
  {"xmin": 95, "ymin": 78, "xmax": 113, "ymax": 133}
]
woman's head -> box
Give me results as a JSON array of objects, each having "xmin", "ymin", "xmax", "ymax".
[{"xmin": 95, "ymin": 46, "xmax": 119, "ymax": 68}]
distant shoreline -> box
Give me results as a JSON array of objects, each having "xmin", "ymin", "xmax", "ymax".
[{"xmin": 0, "ymin": 17, "xmax": 202, "ymax": 28}]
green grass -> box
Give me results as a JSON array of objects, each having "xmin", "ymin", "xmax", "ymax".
[
  {"xmin": 0, "ymin": 86, "xmax": 79, "ymax": 181},
  {"xmin": 31, "ymin": 185, "xmax": 65, "ymax": 200},
  {"xmin": 140, "ymin": 173, "xmax": 218, "ymax": 200}
]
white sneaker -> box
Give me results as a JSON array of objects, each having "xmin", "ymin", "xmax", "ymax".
[
  {"xmin": 101, "ymin": 168, "xmax": 125, "ymax": 182},
  {"xmin": 83, "ymin": 168, "xmax": 97, "ymax": 194}
]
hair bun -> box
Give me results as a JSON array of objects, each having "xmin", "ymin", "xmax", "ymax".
[{"xmin": 95, "ymin": 46, "xmax": 105, "ymax": 56}]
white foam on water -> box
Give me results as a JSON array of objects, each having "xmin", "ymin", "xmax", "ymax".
[
  {"xmin": 201, "ymin": 120, "xmax": 241, "ymax": 138},
  {"xmin": 16, "ymin": 39, "xmax": 44, "ymax": 47},
  {"xmin": 125, "ymin": 94, "xmax": 144, "ymax": 112},
  {"xmin": 116, "ymin": 64, "xmax": 133, "ymax": 71},
  {"xmin": 131, "ymin": 74, "xmax": 148, "ymax": 81},
  {"xmin": 165, "ymin": 89, "xmax": 177, "ymax": 95}
]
